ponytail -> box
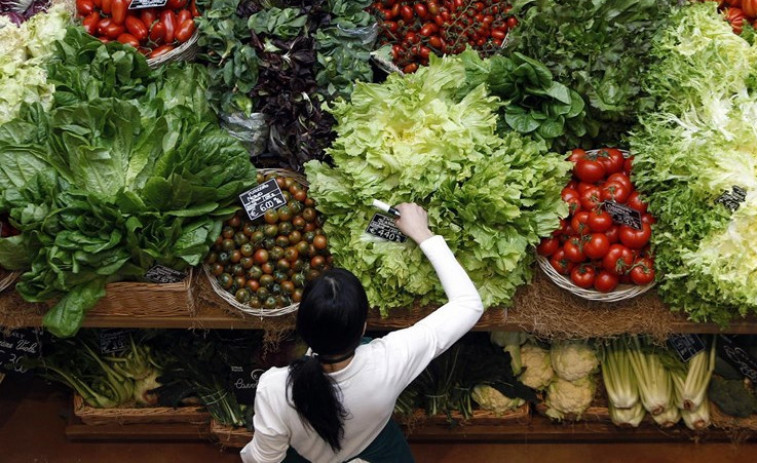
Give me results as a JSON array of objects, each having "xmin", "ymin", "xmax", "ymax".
[
  {"xmin": 287, "ymin": 355, "xmax": 347, "ymax": 452},
  {"xmin": 288, "ymin": 268, "xmax": 369, "ymax": 452}
]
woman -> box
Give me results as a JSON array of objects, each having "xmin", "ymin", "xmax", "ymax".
[{"xmin": 241, "ymin": 203, "xmax": 484, "ymax": 463}]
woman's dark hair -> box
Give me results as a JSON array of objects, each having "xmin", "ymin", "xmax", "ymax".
[{"xmin": 287, "ymin": 268, "xmax": 369, "ymax": 452}]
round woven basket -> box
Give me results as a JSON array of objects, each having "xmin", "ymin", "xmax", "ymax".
[
  {"xmin": 146, "ymin": 30, "xmax": 200, "ymax": 68},
  {"xmin": 0, "ymin": 269, "xmax": 20, "ymax": 293},
  {"xmin": 204, "ymin": 168, "xmax": 311, "ymax": 317}
]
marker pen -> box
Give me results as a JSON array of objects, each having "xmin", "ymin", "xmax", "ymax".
[{"xmin": 372, "ymin": 199, "xmax": 401, "ymax": 217}]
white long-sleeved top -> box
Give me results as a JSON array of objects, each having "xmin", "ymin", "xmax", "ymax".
[{"xmin": 240, "ymin": 235, "xmax": 484, "ymax": 463}]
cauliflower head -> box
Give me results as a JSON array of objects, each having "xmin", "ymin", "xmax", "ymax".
[
  {"xmin": 471, "ymin": 385, "xmax": 525, "ymax": 415},
  {"xmin": 519, "ymin": 343, "xmax": 554, "ymax": 390},
  {"xmin": 544, "ymin": 377, "xmax": 596, "ymax": 420},
  {"xmin": 550, "ymin": 341, "xmax": 599, "ymax": 381}
]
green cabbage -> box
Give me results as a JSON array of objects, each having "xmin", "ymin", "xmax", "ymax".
[
  {"xmin": 0, "ymin": 5, "xmax": 70, "ymax": 124},
  {"xmin": 305, "ymin": 51, "xmax": 570, "ymax": 312},
  {"xmin": 629, "ymin": 2, "xmax": 757, "ymax": 323}
]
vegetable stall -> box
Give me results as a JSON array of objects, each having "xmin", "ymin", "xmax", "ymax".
[{"xmin": 1, "ymin": 0, "xmax": 757, "ymax": 451}]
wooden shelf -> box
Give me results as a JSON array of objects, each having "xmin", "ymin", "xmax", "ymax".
[{"xmin": 2, "ymin": 270, "xmax": 756, "ymax": 337}]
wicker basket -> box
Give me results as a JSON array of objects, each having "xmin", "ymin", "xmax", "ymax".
[
  {"xmin": 537, "ymin": 255, "xmax": 655, "ymax": 302},
  {"xmin": 204, "ymin": 168, "xmax": 310, "ymax": 318},
  {"xmin": 147, "ymin": 30, "xmax": 200, "ymax": 68},
  {"xmin": 0, "ymin": 269, "xmax": 20, "ymax": 293},
  {"xmin": 73, "ymin": 394, "xmax": 210, "ymax": 426},
  {"xmin": 46, "ymin": 269, "xmax": 194, "ymax": 317},
  {"xmin": 711, "ymin": 401, "xmax": 757, "ymax": 432},
  {"xmin": 210, "ymin": 419, "xmax": 254, "ymax": 448},
  {"xmin": 400, "ymin": 403, "xmax": 531, "ymax": 429}
]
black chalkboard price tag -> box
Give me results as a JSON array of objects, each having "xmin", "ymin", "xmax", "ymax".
[
  {"xmin": 716, "ymin": 185, "xmax": 747, "ymax": 212},
  {"xmin": 603, "ymin": 201, "xmax": 643, "ymax": 230},
  {"xmin": 98, "ymin": 329, "xmax": 131, "ymax": 355},
  {"xmin": 239, "ymin": 179, "xmax": 287, "ymax": 221},
  {"xmin": 718, "ymin": 335, "xmax": 757, "ymax": 384},
  {"xmin": 145, "ymin": 265, "xmax": 187, "ymax": 284},
  {"xmin": 229, "ymin": 365, "xmax": 266, "ymax": 404},
  {"xmin": 128, "ymin": 0, "xmax": 168, "ymax": 10},
  {"xmin": 0, "ymin": 328, "xmax": 43, "ymax": 375},
  {"xmin": 365, "ymin": 213, "xmax": 407, "ymax": 243},
  {"xmin": 667, "ymin": 334, "xmax": 705, "ymax": 362}
]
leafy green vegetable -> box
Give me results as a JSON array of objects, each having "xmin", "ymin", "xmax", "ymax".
[
  {"xmin": 458, "ymin": 50, "xmax": 588, "ymax": 151},
  {"xmin": 505, "ymin": 0, "xmax": 676, "ymax": 145},
  {"xmin": 0, "ymin": 5, "xmax": 70, "ymax": 124},
  {"xmin": 628, "ymin": 2, "xmax": 757, "ymax": 324},
  {"xmin": 0, "ymin": 29, "xmax": 256, "ymax": 337},
  {"xmin": 248, "ymin": 7, "xmax": 306, "ymax": 38},
  {"xmin": 306, "ymin": 51, "xmax": 570, "ymax": 311}
]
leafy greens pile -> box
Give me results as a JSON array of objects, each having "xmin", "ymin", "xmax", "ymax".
[
  {"xmin": 0, "ymin": 29, "xmax": 256, "ymax": 337},
  {"xmin": 306, "ymin": 51, "xmax": 570, "ymax": 312},
  {"xmin": 629, "ymin": 3, "xmax": 757, "ymax": 324},
  {"xmin": 505, "ymin": 0, "xmax": 676, "ymax": 145},
  {"xmin": 0, "ymin": 4, "xmax": 70, "ymax": 124}
]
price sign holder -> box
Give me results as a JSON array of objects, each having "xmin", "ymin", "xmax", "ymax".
[
  {"xmin": 239, "ymin": 179, "xmax": 287, "ymax": 221},
  {"xmin": 145, "ymin": 265, "xmax": 187, "ymax": 284},
  {"xmin": 718, "ymin": 335, "xmax": 757, "ymax": 385},
  {"xmin": 365, "ymin": 213, "xmax": 407, "ymax": 243},
  {"xmin": 98, "ymin": 329, "xmax": 131, "ymax": 355},
  {"xmin": 229, "ymin": 365, "xmax": 265, "ymax": 404},
  {"xmin": 716, "ymin": 185, "xmax": 747, "ymax": 212},
  {"xmin": 0, "ymin": 328, "xmax": 43, "ymax": 377},
  {"xmin": 128, "ymin": 0, "xmax": 168, "ymax": 10},
  {"xmin": 667, "ymin": 334, "xmax": 705, "ymax": 362},
  {"xmin": 603, "ymin": 201, "xmax": 643, "ymax": 230}
]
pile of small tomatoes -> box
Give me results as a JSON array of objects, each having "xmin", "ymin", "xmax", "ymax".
[
  {"xmin": 718, "ymin": 0, "xmax": 757, "ymax": 35},
  {"xmin": 204, "ymin": 173, "xmax": 332, "ymax": 310},
  {"xmin": 537, "ymin": 148, "xmax": 656, "ymax": 293},
  {"xmin": 371, "ymin": 0, "xmax": 517, "ymax": 73},
  {"xmin": 76, "ymin": 0, "xmax": 199, "ymax": 59}
]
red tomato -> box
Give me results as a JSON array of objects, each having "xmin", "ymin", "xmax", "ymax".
[
  {"xmin": 125, "ymin": 16, "xmax": 148, "ymax": 41},
  {"xmin": 623, "ymin": 156, "xmax": 633, "ymax": 174},
  {"xmin": 602, "ymin": 244, "xmax": 635, "ymax": 275},
  {"xmin": 576, "ymin": 182, "xmax": 594, "ymax": 193},
  {"xmin": 537, "ymin": 237, "xmax": 560, "ymax": 257},
  {"xmin": 601, "ymin": 181, "xmax": 631, "ymax": 203},
  {"xmin": 606, "ymin": 172, "xmax": 632, "ymax": 190},
  {"xmin": 160, "ymin": 10, "xmax": 176, "ymax": 43},
  {"xmin": 597, "ymin": 148, "xmax": 625, "ymax": 174},
  {"xmin": 414, "ymin": 3, "xmax": 428, "ymax": 18},
  {"xmin": 175, "ymin": 19, "xmax": 195, "ymax": 42},
  {"xmin": 562, "ymin": 187, "xmax": 581, "ymax": 214},
  {"xmin": 98, "ymin": 19, "xmax": 125, "ymax": 39},
  {"xmin": 400, "ymin": 5, "xmax": 414, "ymax": 21},
  {"xmin": 571, "ymin": 265, "xmax": 596, "ymax": 289},
  {"xmin": 743, "ymin": 0, "xmax": 757, "ymax": 18},
  {"xmin": 149, "ymin": 44, "xmax": 175, "ymax": 58},
  {"xmin": 605, "ymin": 226, "xmax": 619, "ymax": 244},
  {"xmin": 111, "ymin": 0, "xmax": 128, "ymax": 24},
  {"xmin": 117, "ymin": 32, "xmax": 139, "ymax": 47},
  {"xmin": 190, "ymin": 0, "xmax": 200, "ymax": 17},
  {"xmin": 506, "ymin": 16, "xmax": 518, "ymax": 28},
  {"xmin": 579, "ymin": 187, "xmax": 603, "ymax": 212},
  {"xmin": 571, "ymin": 211, "xmax": 591, "ymax": 235},
  {"xmin": 167, "ymin": 0, "xmax": 187, "ymax": 8},
  {"xmin": 575, "ymin": 159, "xmax": 606, "ymax": 183},
  {"xmin": 177, "ymin": 9, "xmax": 192, "ymax": 24},
  {"xmin": 588, "ymin": 209, "xmax": 612, "ymax": 232},
  {"xmin": 630, "ymin": 257, "xmax": 655, "ymax": 285},
  {"xmin": 594, "ymin": 271, "xmax": 619, "ymax": 292},
  {"xmin": 82, "ymin": 12, "xmax": 100, "ymax": 35},
  {"xmin": 568, "ymin": 148, "xmax": 587, "ymax": 162},
  {"xmin": 642, "ymin": 213, "xmax": 656, "ymax": 225},
  {"xmin": 727, "ymin": 0, "xmax": 742, "ymax": 6},
  {"xmin": 403, "ymin": 63, "xmax": 418, "ymax": 73},
  {"xmin": 583, "ymin": 233, "xmax": 610, "ymax": 260},
  {"xmin": 140, "ymin": 9, "xmax": 157, "ymax": 27},
  {"xmin": 429, "ymin": 36, "xmax": 443, "ymax": 48},
  {"xmin": 564, "ymin": 236, "xmax": 585, "ymax": 263},
  {"xmin": 553, "ymin": 218, "xmax": 568, "ymax": 237},
  {"xmin": 550, "ymin": 249, "xmax": 574, "ymax": 275},
  {"xmin": 76, "ymin": 0, "xmax": 95, "ymax": 16},
  {"xmin": 724, "ymin": 7, "xmax": 746, "ymax": 34},
  {"xmin": 619, "ymin": 223, "xmax": 652, "ymax": 249},
  {"xmin": 627, "ymin": 191, "xmax": 648, "ymax": 213},
  {"xmin": 149, "ymin": 22, "xmax": 166, "ymax": 43},
  {"xmin": 383, "ymin": 20, "xmax": 398, "ymax": 33},
  {"xmin": 101, "ymin": 0, "xmax": 112, "ymax": 14},
  {"xmin": 420, "ymin": 23, "xmax": 438, "ymax": 36},
  {"xmin": 491, "ymin": 28, "xmax": 506, "ymax": 40}
]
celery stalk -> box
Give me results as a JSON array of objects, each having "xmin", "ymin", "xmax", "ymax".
[{"xmin": 601, "ymin": 339, "xmax": 639, "ymax": 409}]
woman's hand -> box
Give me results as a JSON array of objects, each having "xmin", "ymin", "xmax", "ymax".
[{"xmin": 394, "ymin": 203, "xmax": 433, "ymax": 244}]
